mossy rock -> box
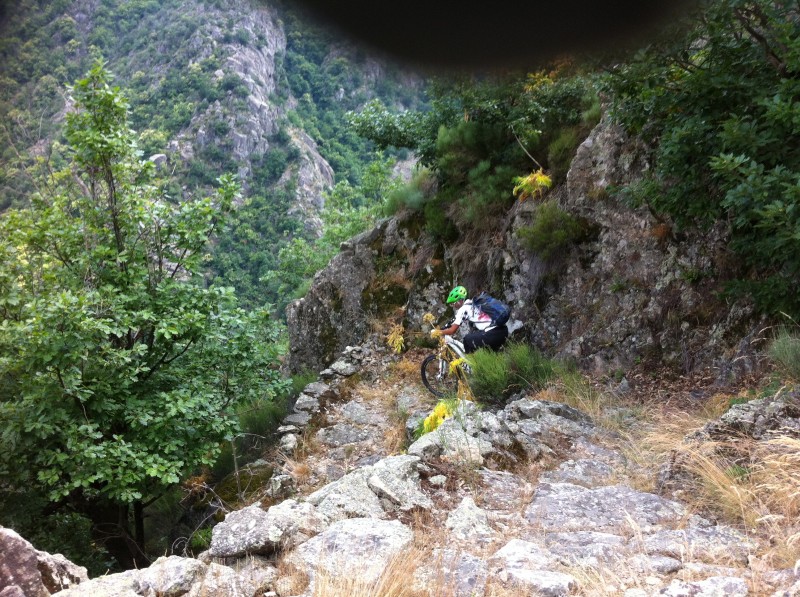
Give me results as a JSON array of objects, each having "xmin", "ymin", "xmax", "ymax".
[
  {"xmin": 362, "ymin": 281, "xmax": 410, "ymax": 318},
  {"xmin": 214, "ymin": 464, "xmax": 275, "ymax": 507}
]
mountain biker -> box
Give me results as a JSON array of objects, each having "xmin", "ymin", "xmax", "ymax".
[{"xmin": 431, "ymin": 285, "xmax": 509, "ymax": 353}]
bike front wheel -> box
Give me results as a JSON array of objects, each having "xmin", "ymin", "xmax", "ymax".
[{"xmin": 421, "ymin": 354, "xmax": 459, "ymax": 397}]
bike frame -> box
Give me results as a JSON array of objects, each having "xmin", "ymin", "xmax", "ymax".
[
  {"xmin": 437, "ymin": 335, "xmax": 471, "ymax": 381},
  {"xmin": 421, "ymin": 333, "xmax": 474, "ymax": 398},
  {"xmin": 443, "ymin": 334, "xmax": 467, "ymax": 358}
]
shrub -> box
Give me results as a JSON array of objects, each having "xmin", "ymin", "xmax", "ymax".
[
  {"xmin": 421, "ymin": 399, "xmax": 457, "ymax": 434},
  {"xmin": 237, "ymin": 395, "xmax": 288, "ymax": 441},
  {"xmin": 768, "ymin": 327, "xmax": 800, "ymax": 381},
  {"xmin": 466, "ymin": 349, "xmax": 510, "ymax": 402},
  {"xmin": 384, "ymin": 169, "xmax": 435, "ymax": 215},
  {"xmin": 517, "ymin": 201, "xmax": 589, "ymax": 260},
  {"xmin": 258, "ymin": 148, "xmax": 291, "ymax": 185},
  {"xmin": 604, "ymin": 0, "xmax": 800, "ymax": 318},
  {"xmin": 423, "ymin": 197, "xmax": 458, "ymax": 241},
  {"xmin": 291, "ymin": 370, "xmax": 319, "ymax": 395},
  {"xmin": 547, "ymin": 126, "xmax": 582, "ymax": 180},
  {"xmin": 189, "ymin": 527, "xmax": 212, "ymax": 553},
  {"xmin": 467, "ymin": 342, "xmax": 556, "ymax": 403},
  {"xmin": 513, "ymin": 169, "xmax": 552, "ymax": 201}
]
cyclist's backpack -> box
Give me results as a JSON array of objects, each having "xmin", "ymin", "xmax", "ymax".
[{"xmin": 473, "ymin": 292, "xmax": 511, "ymax": 327}]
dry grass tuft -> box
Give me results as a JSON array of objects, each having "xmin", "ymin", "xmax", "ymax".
[
  {"xmin": 277, "ymin": 426, "xmax": 324, "ymax": 489},
  {"xmin": 407, "ymin": 508, "xmax": 449, "ymax": 553},
  {"xmin": 619, "ymin": 400, "xmax": 800, "ymax": 569},
  {"xmin": 384, "ymin": 413, "xmax": 410, "ymax": 454},
  {"xmin": 389, "ymin": 356, "xmax": 421, "ymax": 382},
  {"xmin": 679, "ymin": 443, "xmax": 758, "ymax": 526},
  {"xmin": 752, "ymin": 436, "xmax": 800, "ymax": 519},
  {"xmin": 274, "ymin": 558, "xmax": 311, "ymax": 596},
  {"xmin": 531, "ymin": 372, "xmax": 800, "ymax": 570},
  {"xmin": 567, "ymin": 562, "xmax": 643, "ymax": 597},
  {"xmin": 551, "ymin": 374, "xmax": 630, "ymax": 431},
  {"xmin": 281, "ymin": 456, "xmax": 313, "ymax": 487},
  {"xmin": 311, "ymin": 546, "xmax": 428, "ymax": 597}
]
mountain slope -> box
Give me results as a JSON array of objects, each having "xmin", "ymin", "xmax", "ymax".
[{"xmin": 0, "ymin": 0, "xmax": 423, "ymax": 309}]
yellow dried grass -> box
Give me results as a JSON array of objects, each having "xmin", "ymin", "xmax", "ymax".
[{"xmin": 311, "ymin": 546, "xmax": 427, "ymax": 597}]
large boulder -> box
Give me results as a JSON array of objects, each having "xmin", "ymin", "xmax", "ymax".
[
  {"xmin": 52, "ymin": 556, "xmax": 253, "ymax": 597},
  {"xmin": 286, "ymin": 215, "xmax": 421, "ymax": 375},
  {"xmin": 0, "ymin": 526, "xmax": 87, "ymax": 596},
  {"xmin": 488, "ymin": 539, "xmax": 576, "ymax": 597},
  {"xmin": 445, "ymin": 497, "xmax": 497, "ymax": 545},
  {"xmin": 209, "ymin": 500, "xmax": 327, "ymax": 558},
  {"xmin": 286, "ymin": 518, "xmax": 413, "ymax": 587},
  {"xmin": 285, "ymin": 224, "xmax": 382, "ymax": 374},
  {"xmin": 525, "ymin": 483, "xmax": 686, "ymax": 533},
  {"xmin": 694, "ymin": 390, "xmax": 800, "ymax": 440},
  {"xmin": 524, "ymin": 112, "xmax": 762, "ymax": 378},
  {"xmin": 305, "ymin": 454, "xmax": 432, "ymax": 522}
]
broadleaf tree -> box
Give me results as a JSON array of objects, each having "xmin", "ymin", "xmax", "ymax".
[
  {"xmin": 604, "ymin": 0, "xmax": 800, "ymax": 315},
  {"xmin": 0, "ymin": 61, "xmax": 286, "ymax": 569}
]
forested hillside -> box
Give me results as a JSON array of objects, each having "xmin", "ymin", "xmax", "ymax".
[
  {"xmin": 0, "ymin": 0, "xmax": 422, "ymax": 311},
  {"xmin": 1, "ymin": 0, "xmax": 799, "ymax": 582}
]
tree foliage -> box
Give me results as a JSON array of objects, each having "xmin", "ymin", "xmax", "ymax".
[
  {"xmin": 605, "ymin": 0, "xmax": 800, "ymax": 315},
  {"xmin": 259, "ymin": 155, "xmax": 402, "ymax": 306},
  {"xmin": 0, "ymin": 62, "xmax": 286, "ymax": 569},
  {"xmin": 349, "ymin": 68, "xmax": 599, "ymax": 237}
]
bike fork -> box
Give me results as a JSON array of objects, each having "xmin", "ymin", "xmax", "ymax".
[{"xmin": 438, "ymin": 358, "xmax": 448, "ymax": 379}]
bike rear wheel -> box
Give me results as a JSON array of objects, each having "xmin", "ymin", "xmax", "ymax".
[{"xmin": 421, "ymin": 354, "xmax": 458, "ymax": 397}]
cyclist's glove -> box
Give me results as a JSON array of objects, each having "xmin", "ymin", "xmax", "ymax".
[{"xmin": 430, "ymin": 328, "xmax": 443, "ymax": 338}]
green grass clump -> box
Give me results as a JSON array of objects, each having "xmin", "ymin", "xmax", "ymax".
[
  {"xmin": 517, "ymin": 200, "xmax": 589, "ymax": 260},
  {"xmin": 768, "ymin": 327, "xmax": 800, "ymax": 381},
  {"xmin": 467, "ymin": 342, "xmax": 556, "ymax": 404},
  {"xmin": 237, "ymin": 396, "xmax": 287, "ymax": 439}
]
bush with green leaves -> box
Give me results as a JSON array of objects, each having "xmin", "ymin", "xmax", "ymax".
[
  {"xmin": 384, "ymin": 168, "xmax": 436, "ymax": 215},
  {"xmin": 467, "ymin": 342, "xmax": 556, "ymax": 403},
  {"xmin": 0, "ymin": 63, "xmax": 287, "ymax": 570},
  {"xmin": 604, "ymin": 0, "xmax": 800, "ymax": 316},
  {"xmin": 350, "ymin": 69, "xmax": 599, "ymax": 237}
]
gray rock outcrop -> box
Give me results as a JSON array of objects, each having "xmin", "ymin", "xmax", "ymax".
[
  {"xmin": 208, "ymin": 500, "xmax": 327, "ymax": 558},
  {"xmin": 0, "ymin": 527, "xmax": 87, "ymax": 597},
  {"xmin": 286, "ymin": 218, "xmax": 416, "ymax": 374},
  {"xmin": 286, "ymin": 518, "xmax": 413, "ymax": 588},
  {"xmin": 11, "ymin": 368, "xmax": 800, "ymax": 596},
  {"xmin": 695, "ymin": 389, "xmax": 800, "ymax": 440}
]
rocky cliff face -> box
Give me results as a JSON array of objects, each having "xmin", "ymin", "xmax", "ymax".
[
  {"xmin": 72, "ymin": 0, "xmax": 343, "ymax": 230},
  {"xmin": 287, "ymin": 113, "xmax": 764, "ymax": 381},
  {"xmin": 286, "ymin": 218, "xmax": 420, "ymax": 372},
  {"xmin": 281, "ymin": 128, "xmax": 335, "ymax": 236},
  {"xmin": 525, "ymin": 114, "xmax": 763, "ymax": 380}
]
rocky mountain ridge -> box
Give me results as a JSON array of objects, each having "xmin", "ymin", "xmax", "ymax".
[
  {"xmin": 1, "ymin": 0, "xmax": 420, "ymax": 235},
  {"xmin": 286, "ymin": 110, "xmax": 764, "ymax": 382}
]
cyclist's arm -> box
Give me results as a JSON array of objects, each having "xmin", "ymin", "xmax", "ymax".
[
  {"xmin": 440, "ymin": 305, "xmax": 468, "ymax": 335},
  {"xmin": 438, "ymin": 322, "xmax": 460, "ymax": 336}
]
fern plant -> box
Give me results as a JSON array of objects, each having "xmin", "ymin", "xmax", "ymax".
[{"xmin": 513, "ymin": 169, "xmax": 553, "ymax": 201}]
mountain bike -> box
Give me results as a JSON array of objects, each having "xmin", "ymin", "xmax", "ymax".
[{"xmin": 420, "ymin": 334, "xmax": 473, "ymax": 397}]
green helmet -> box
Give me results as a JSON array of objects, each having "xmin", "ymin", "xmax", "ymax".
[{"xmin": 446, "ymin": 285, "xmax": 467, "ymax": 304}]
